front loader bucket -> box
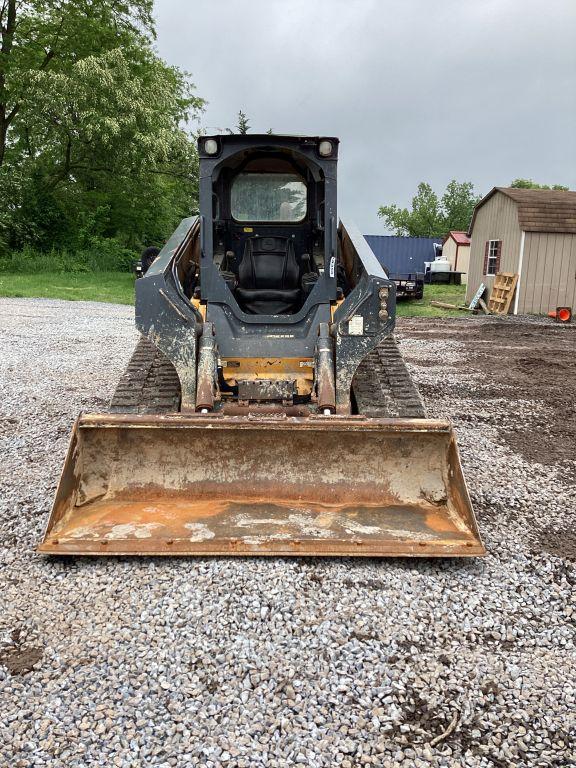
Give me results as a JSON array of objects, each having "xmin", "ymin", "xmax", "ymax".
[{"xmin": 39, "ymin": 414, "xmax": 485, "ymax": 557}]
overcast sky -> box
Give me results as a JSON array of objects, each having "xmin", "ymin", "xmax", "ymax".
[{"xmin": 154, "ymin": 0, "xmax": 576, "ymax": 233}]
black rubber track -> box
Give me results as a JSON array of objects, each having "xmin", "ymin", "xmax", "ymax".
[
  {"xmin": 351, "ymin": 337, "xmax": 425, "ymax": 418},
  {"xmin": 110, "ymin": 335, "xmax": 425, "ymax": 418},
  {"xmin": 110, "ymin": 336, "xmax": 181, "ymax": 414}
]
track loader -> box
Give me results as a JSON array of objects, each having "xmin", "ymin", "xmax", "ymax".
[{"xmin": 39, "ymin": 135, "xmax": 484, "ymax": 557}]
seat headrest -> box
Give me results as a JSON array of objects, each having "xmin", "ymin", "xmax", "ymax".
[
  {"xmin": 249, "ymin": 236, "xmax": 291, "ymax": 254},
  {"xmin": 260, "ymin": 237, "xmax": 279, "ymax": 251}
]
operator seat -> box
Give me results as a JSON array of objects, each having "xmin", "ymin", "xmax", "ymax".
[{"xmin": 236, "ymin": 236, "xmax": 301, "ymax": 314}]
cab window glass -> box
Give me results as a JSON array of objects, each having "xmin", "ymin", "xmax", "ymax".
[{"xmin": 231, "ymin": 173, "xmax": 307, "ymax": 222}]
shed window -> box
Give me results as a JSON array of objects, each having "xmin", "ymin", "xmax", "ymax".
[{"xmin": 484, "ymin": 240, "xmax": 501, "ymax": 275}]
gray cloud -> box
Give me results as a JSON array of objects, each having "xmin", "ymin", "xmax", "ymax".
[{"xmin": 154, "ymin": 0, "xmax": 576, "ymax": 232}]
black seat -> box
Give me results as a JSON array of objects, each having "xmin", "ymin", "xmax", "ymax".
[{"xmin": 236, "ymin": 236, "xmax": 302, "ymax": 314}]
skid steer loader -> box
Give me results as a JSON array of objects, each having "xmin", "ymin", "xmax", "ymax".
[{"xmin": 39, "ymin": 134, "xmax": 484, "ymax": 557}]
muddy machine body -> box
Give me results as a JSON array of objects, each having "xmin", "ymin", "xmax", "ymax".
[{"xmin": 40, "ymin": 135, "xmax": 484, "ymax": 557}]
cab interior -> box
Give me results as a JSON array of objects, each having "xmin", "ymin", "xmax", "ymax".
[{"xmin": 208, "ymin": 152, "xmax": 327, "ymax": 315}]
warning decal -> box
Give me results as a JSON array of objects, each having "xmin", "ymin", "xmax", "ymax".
[{"xmin": 348, "ymin": 315, "xmax": 364, "ymax": 335}]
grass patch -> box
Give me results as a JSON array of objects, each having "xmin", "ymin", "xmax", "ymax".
[
  {"xmin": 395, "ymin": 283, "xmax": 468, "ymax": 317},
  {"xmin": 0, "ymin": 272, "xmax": 134, "ymax": 305},
  {"xmin": 0, "ymin": 243, "xmax": 136, "ymax": 274},
  {"xmin": 0, "ymin": 271, "xmax": 467, "ymax": 316}
]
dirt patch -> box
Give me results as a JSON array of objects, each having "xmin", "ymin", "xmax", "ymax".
[
  {"xmin": 350, "ymin": 629, "xmax": 379, "ymax": 642},
  {"xmin": 401, "ymin": 686, "xmax": 439, "ymax": 732},
  {"xmin": 0, "ymin": 629, "xmax": 43, "ymax": 676},
  {"xmin": 400, "ymin": 318, "xmax": 576, "ymax": 468},
  {"xmin": 342, "ymin": 577, "xmax": 386, "ymax": 590},
  {"xmin": 1, "ymin": 646, "xmax": 44, "ymax": 675},
  {"xmin": 535, "ymin": 526, "xmax": 576, "ymax": 561}
]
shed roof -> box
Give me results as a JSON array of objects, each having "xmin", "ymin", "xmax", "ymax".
[
  {"xmin": 468, "ymin": 187, "xmax": 576, "ymax": 235},
  {"xmin": 364, "ymin": 235, "xmax": 442, "ymax": 276},
  {"xmin": 444, "ymin": 231, "xmax": 470, "ymax": 245}
]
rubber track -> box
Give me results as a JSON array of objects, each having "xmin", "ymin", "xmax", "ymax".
[
  {"xmin": 109, "ymin": 336, "xmax": 181, "ymax": 414},
  {"xmin": 352, "ymin": 336, "xmax": 425, "ymax": 418},
  {"xmin": 110, "ymin": 335, "xmax": 424, "ymax": 418}
]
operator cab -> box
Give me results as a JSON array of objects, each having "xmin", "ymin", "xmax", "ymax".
[
  {"xmin": 220, "ymin": 161, "xmax": 314, "ymax": 314},
  {"xmin": 230, "ymin": 167, "xmax": 310, "ymax": 314},
  {"xmin": 197, "ymin": 135, "xmax": 339, "ymax": 317}
]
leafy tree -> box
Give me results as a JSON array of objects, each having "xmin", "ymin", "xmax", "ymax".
[
  {"xmin": 441, "ymin": 181, "xmax": 481, "ymax": 233},
  {"xmin": 0, "ymin": 0, "xmax": 204, "ymax": 256},
  {"xmin": 227, "ymin": 110, "xmax": 250, "ymax": 135},
  {"xmin": 510, "ymin": 179, "xmax": 569, "ymax": 191},
  {"xmin": 378, "ymin": 181, "xmax": 481, "ymax": 238},
  {"xmin": 0, "ymin": 0, "xmax": 155, "ymax": 169},
  {"xmin": 236, "ymin": 110, "xmax": 250, "ymax": 134}
]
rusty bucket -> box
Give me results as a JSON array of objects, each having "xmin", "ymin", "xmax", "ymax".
[{"xmin": 38, "ymin": 414, "xmax": 485, "ymax": 557}]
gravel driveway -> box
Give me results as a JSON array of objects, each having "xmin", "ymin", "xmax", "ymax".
[{"xmin": 1, "ymin": 298, "xmax": 574, "ymax": 768}]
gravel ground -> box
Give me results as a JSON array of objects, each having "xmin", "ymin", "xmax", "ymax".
[{"xmin": 1, "ymin": 298, "xmax": 574, "ymax": 768}]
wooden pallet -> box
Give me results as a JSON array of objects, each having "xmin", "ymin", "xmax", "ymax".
[{"xmin": 488, "ymin": 272, "xmax": 518, "ymax": 315}]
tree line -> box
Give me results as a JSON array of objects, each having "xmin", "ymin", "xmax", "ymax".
[
  {"xmin": 0, "ymin": 0, "xmax": 204, "ymax": 265},
  {"xmin": 379, "ymin": 179, "xmax": 569, "ymax": 239}
]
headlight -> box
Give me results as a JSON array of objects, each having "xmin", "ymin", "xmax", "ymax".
[
  {"xmin": 204, "ymin": 138, "xmax": 219, "ymax": 155},
  {"xmin": 318, "ymin": 140, "xmax": 333, "ymax": 157}
]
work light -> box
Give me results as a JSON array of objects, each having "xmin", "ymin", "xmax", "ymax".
[
  {"xmin": 204, "ymin": 138, "xmax": 219, "ymax": 155},
  {"xmin": 318, "ymin": 140, "xmax": 333, "ymax": 157}
]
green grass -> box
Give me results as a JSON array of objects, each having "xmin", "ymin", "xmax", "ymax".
[
  {"xmin": 395, "ymin": 283, "xmax": 468, "ymax": 317},
  {"xmin": 0, "ymin": 272, "xmax": 134, "ymax": 304},
  {"xmin": 0, "ymin": 271, "xmax": 468, "ymax": 316}
]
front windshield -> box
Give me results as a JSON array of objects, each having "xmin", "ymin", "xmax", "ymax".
[{"xmin": 231, "ymin": 173, "xmax": 307, "ymax": 222}]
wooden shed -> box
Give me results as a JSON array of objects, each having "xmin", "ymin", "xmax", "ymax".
[
  {"xmin": 466, "ymin": 188, "xmax": 576, "ymax": 314},
  {"xmin": 442, "ymin": 231, "xmax": 471, "ymax": 284}
]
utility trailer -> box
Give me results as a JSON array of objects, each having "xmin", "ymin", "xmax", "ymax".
[{"xmin": 391, "ymin": 272, "xmax": 425, "ymax": 300}]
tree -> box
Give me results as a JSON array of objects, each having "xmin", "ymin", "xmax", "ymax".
[
  {"xmin": 0, "ymin": 0, "xmax": 204, "ymax": 254},
  {"xmin": 236, "ymin": 110, "xmax": 250, "ymax": 134},
  {"xmin": 510, "ymin": 179, "xmax": 569, "ymax": 191},
  {"xmin": 378, "ymin": 181, "xmax": 481, "ymax": 238},
  {"xmin": 1, "ymin": 0, "xmax": 155, "ymax": 169},
  {"xmin": 227, "ymin": 110, "xmax": 250, "ymax": 135}
]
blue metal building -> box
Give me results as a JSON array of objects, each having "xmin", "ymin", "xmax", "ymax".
[{"xmin": 364, "ymin": 235, "xmax": 442, "ymax": 277}]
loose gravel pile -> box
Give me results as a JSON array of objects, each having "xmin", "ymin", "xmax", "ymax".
[{"xmin": 1, "ymin": 298, "xmax": 574, "ymax": 768}]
